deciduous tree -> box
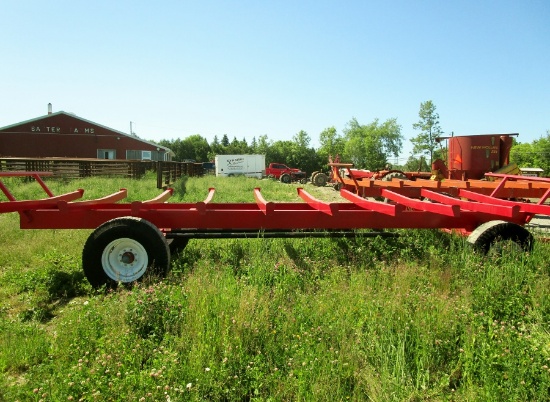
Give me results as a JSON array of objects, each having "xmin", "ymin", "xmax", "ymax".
[
  {"xmin": 342, "ymin": 117, "xmax": 403, "ymax": 170},
  {"xmin": 511, "ymin": 130, "xmax": 550, "ymax": 174},
  {"xmin": 181, "ymin": 134, "xmax": 211, "ymax": 161},
  {"xmin": 289, "ymin": 130, "xmax": 320, "ymax": 174},
  {"xmin": 318, "ymin": 126, "xmax": 345, "ymax": 165}
]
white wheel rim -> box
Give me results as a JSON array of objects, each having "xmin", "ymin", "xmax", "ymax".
[{"xmin": 101, "ymin": 238, "xmax": 149, "ymax": 282}]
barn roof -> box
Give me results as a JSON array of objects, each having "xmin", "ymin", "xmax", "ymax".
[{"xmin": 0, "ymin": 111, "xmax": 173, "ymax": 155}]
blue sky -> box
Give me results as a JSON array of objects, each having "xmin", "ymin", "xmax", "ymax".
[{"xmin": 1, "ymin": 0, "xmax": 548, "ymax": 162}]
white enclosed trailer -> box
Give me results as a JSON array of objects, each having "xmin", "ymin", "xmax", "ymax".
[{"xmin": 215, "ymin": 154, "xmax": 266, "ymax": 179}]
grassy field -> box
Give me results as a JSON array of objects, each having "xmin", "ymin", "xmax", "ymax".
[{"xmin": 1, "ymin": 173, "xmax": 549, "ymax": 401}]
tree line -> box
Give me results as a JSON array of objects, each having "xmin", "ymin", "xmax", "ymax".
[
  {"xmin": 510, "ymin": 130, "xmax": 550, "ymax": 175},
  {"xmin": 156, "ymin": 101, "xmax": 549, "ymax": 176}
]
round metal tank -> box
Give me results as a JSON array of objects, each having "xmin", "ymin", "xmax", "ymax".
[
  {"xmin": 448, "ymin": 135, "xmax": 501, "ymax": 180},
  {"xmin": 499, "ymin": 135, "xmax": 514, "ymax": 167}
]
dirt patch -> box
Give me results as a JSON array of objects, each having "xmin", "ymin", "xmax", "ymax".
[{"xmin": 304, "ymin": 184, "xmax": 351, "ymax": 203}]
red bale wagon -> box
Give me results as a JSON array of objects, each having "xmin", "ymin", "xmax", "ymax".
[{"xmin": 1, "ymin": 171, "xmax": 549, "ymax": 289}]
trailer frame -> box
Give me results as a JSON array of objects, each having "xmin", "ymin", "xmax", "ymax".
[{"xmin": 1, "ymin": 171, "xmax": 548, "ymax": 288}]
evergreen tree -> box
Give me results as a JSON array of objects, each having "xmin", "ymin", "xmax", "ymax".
[{"xmin": 411, "ymin": 100, "xmax": 443, "ymax": 166}]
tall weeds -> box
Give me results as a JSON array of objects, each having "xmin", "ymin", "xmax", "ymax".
[{"xmin": 0, "ymin": 175, "xmax": 549, "ymax": 400}]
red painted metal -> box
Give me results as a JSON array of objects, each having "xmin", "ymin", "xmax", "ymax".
[
  {"xmin": 459, "ymin": 190, "xmax": 550, "ymax": 216},
  {"xmin": 327, "ymin": 134, "xmax": 520, "ymax": 186},
  {"xmin": 0, "ymin": 190, "xmax": 84, "ymax": 214},
  {"xmin": 0, "ymin": 171, "xmax": 54, "ymax": 199},
  {"xmin": 340, "ymin": 189, "xmax": 404, "ymax": 216},
  {"xmin": 335, "ymin": 171, "xmax": 550, "ymax": 200},
  {"xmin": 449, "ymin": 135, "xmax": 499, "ymax": 179},
  {"xmin": 1, "ymin": 171, "xmax": 548, "ymax": 236},
  {"xmin": 486, "ymin": 172, "xmax": 550, "ymax": 184},
  {"xmin": 420, "ymin": 189, "xmax": 519, "ymax": 218}
]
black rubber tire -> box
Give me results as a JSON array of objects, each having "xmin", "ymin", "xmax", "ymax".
[
  {"xmin": 313, "ymin": 173, "xmax": 328, "ymax": 187},
  {"xmin": 299, "ymin": 178, "xmax": 308, "ymax": 184},
  {"xmin": 333, "ymin": 182, "xmax": 343, "ymax": 191},
  {"xmin": 467, "ymin": 220, "xmax": 534, "ymax": 255},
  {"xmin": 378, "ymin": 171, "xmax": 408, "ymax": 202},
  {"xmin": 82, "ymin": 217, "xmax": 170, "ymax": 289},
  {"xmin": 381, "ymin": 171, "xmax": 408, "ymax": 182},
  {"xmin": 168, "ymin": 237, "xmax": 189, "ymax": 256},
  {"xmin": 310, "ymin": 172, "xmax": 319, "ymax": 185},
  {"xmin": 280, "ymin": 173, "xmax": 292, "ymax": 184}
]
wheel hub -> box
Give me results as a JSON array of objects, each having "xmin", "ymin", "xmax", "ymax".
[
  {"xmin": 101, "ymin": 238, "xmax": 148, "ymax": 282},
  {"xmin": 120, "ymin": 250, "xmax": 136, "ymax": 265}
]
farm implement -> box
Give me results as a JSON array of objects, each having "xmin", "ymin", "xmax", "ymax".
[
  {"xmin": 312, "ymin": 133, "xmax": 521, "ymax": 189},
  {"xmin": 1, "ymin": 171, "xmax": 549, "ymax": 289}
]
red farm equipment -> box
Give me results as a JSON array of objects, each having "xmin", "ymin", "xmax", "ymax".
[
  {"xmin": 1, "ymin": 169, "xmax": 549, "ymax": 289},
  {"xmin": 311, "ymin": 156, "xmax": 431, "ymax": 190},
  {"xmin": 313, "ymin": 133, "xmax": 521, "ymax": 190}
]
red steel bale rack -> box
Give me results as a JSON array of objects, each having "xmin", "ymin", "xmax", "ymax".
[{"xmin": 1, "ymin": 172, "xmax": 548, "ymax": 288}]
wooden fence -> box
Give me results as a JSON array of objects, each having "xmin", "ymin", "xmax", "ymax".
[
  {"xmin": 155, "ymin": 160, "xmax": 205, "ymax": 189},
  {"xmin": 0, "ymin": 158, "xmax": 205, "ymax": 188}
]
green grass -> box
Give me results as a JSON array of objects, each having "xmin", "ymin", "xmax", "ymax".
[{"xmin": 1, "ymin": 174, "xmax": 550, "ymax": 400}]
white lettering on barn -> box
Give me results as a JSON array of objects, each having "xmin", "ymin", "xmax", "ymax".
[{"xmin": 30, "ymin": 126, "xmax": 96, "ymax": 134}]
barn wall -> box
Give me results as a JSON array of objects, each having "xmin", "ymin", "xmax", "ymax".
[{"xmin": 0, "ymin": 113, "xmax": 168, "ymax": 160}]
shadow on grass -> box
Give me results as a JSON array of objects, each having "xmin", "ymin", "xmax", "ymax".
[
  {"xmin": 19, "ymin": 269, "xmax": 89, "ymax": 323},
  {"xmin": 172, "ymin": 175, "xmax": 189, "ymax": 198}
]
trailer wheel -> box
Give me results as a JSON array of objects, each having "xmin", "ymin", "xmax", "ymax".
[
  {"xmin": 333, "ymin": 182, "xmax": 343, "ymax": 191},
  {"xmin": 467, "ymin": 220, "xmax": 533, "ymax": 255},
  {"xmin": 280, "ymin": 173, "xmax": 292, "ymax": 184},
  {"xmin": 82, "ymin": 217, "xmax": 170, "ymax": 288},
  {"xmin": 313, "ymin": 172, "xmax": 328, "ymax": 187},
  {"xmin": 299, "ymin": 178, "xmax": 308, "ymax": 184}
]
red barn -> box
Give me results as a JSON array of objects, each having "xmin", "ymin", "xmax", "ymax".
[{"xmin": 0, "ymin": 105, "xmax": 173, "ymax": 161}]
